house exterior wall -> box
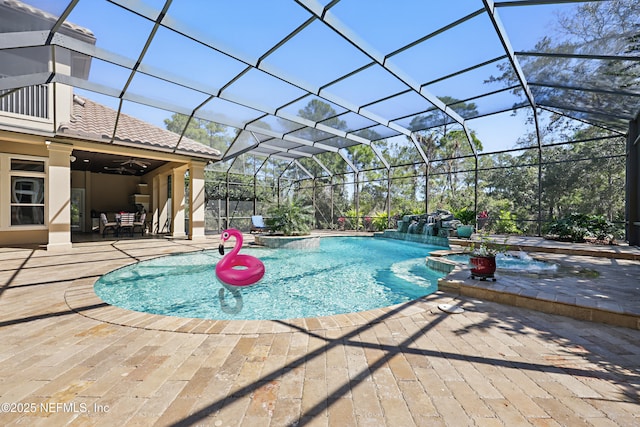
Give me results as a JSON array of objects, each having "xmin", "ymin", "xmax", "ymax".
[
  {"xmin": 1, "ymin": 126, "xmax": 209, "ymax": 248},
  {"xmin": 0, "ymin": 65, "xmax": 75, "ymax": 248},
  {"xmin": 0, "ymin": 5, "xmax": 217, "ymax": 249},
  {"xmin": 0, "ymin": 136, "xmax": 49, "ymax": 246},
  {"xmin": 86, "ymin": 173, "xmax": 142, "ymax": 213}
]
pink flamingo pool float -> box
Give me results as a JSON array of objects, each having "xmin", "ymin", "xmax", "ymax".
[{"xmin": 216, "ymin": 228, "xmax": 265, "ymax": 287}]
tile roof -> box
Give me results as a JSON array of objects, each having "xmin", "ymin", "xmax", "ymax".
[
  {"xmin": 57, "ymin": 95, "xmax": 221, "ymax": 160},
  {"xmin": 1, "ymin": 0, "xmax": 94, "ymax": 39}
]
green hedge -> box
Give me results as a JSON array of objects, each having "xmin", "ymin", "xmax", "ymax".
[{"xmin": 545, "ymin": 213, "xmax": 615, "ymax": 243}]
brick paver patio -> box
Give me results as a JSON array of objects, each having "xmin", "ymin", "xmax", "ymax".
[{"xmin": 0, "ymin": 234, "xmax": 638, "ymax": 426}]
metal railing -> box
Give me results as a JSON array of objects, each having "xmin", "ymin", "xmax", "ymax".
[{"xmin": 0, "ymin": 85, "xmax": 49, "ymax": 119}]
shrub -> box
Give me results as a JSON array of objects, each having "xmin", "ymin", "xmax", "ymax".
[
  {"xmin": 345, "ymin": 208, "xmax": 362, "ymax": 230},
  {"xmin": 453, "ymin": 207, "xmax": 475, "ymax": 225},
  {"xmin": 546, "ymin": 213, "xmax": 615, "ymax": 243},
  {"xmin": 494, "ymin": 209, "xmax": 520, "ymax": 234},
  {"xmin": 372, "ymin": 211, "xmax": 389, "ymax": 231},
  {"xmin": 266, "ymin": 200, "xmax": 313, "ymax": 235}
]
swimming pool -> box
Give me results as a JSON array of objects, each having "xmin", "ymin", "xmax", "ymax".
[{"xmin": 94, "ymin": 237, "xmax": 445, "ymax": 320}]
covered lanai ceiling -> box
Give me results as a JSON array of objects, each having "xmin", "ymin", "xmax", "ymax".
[{"xmin": 1, "ymin": 0, "xmax": 639, "ymax": 178}]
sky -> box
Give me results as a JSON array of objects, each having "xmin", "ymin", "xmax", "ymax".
[{"xmin": 26, "ymin": 0, "xmax": 574, "ymax": 155}]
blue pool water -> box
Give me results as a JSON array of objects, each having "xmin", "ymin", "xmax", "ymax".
[
  {"xmin": 94, "ymin": 237, "xmax": 445, "ymax": 320},
  {"xmin": 446, "ymin": 252, "xmax": 558, "ymax": 272}
]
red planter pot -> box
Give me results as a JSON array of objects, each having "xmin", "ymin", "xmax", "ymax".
[{"xmin": 470, "ymin": 255, "xmax": 497, "ymax": 281}]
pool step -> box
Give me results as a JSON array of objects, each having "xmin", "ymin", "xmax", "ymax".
[{"xmin": 437, "ymin": 265, "xmax": 640, "ymax": 330}]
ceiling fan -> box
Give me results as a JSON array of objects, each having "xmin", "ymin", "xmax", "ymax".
[
  {"xmin": 103, "ymin": 165, "xmax": 136, "ymax": 174},
  {"xmin": 114, "ymin": 158, "xmax": 151, "ymax": 169}
]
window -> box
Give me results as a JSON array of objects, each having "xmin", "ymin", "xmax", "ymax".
[
  {"xmin": 11, "ymin": 158, "xmax": 45, "ymax": 172},
  {"xmin": 9, "ymin": 158, "xmax": 46, "ymax": 226}
]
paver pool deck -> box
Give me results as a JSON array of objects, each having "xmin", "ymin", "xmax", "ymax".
[{"xmin": 0, "ymin": 232, "xmax": 639, "ymax": 426}]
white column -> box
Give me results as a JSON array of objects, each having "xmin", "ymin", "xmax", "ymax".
[
  {"xmin": 152, "ymin": 174, "xmax": 163, "ymax": 234},
  {"xmin": 171, "ymin": 165, "xmax": 188, "ymax": 238},
  {"xmin": 189, "ymin": 161, "xmax": 207, "ymax": 240},
  {"xmin": 46, "ymin": 141, "xmax": 73, "ymax": 251}
]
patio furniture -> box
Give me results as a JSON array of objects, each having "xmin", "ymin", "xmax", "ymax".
[
  {"xmin": 118, "ymin": 212, "xmax": 135, "ymax": 237},
  {"xmin": 250, "ymin": 215, "xmax": 267, "ymax": 233},
  {"xmin": 100, "ymin": 213, "xmax": 118, "ymax": 237},
  {"xmin": 133, "ymin": 212, "xmax": 146, "ymax": 235}
]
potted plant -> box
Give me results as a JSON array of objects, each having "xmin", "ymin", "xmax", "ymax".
[
  {"xmin": 466, "ymin": 234, "xmax": 509, "ymax": 281},
  {"xmin": 454, "ymin": 207, "xmax": 475, "ymax": 238}
]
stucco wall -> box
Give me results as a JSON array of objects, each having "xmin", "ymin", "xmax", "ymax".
[
  {"xmin": 0, "ymin": 137, "xmax": 49, "ymax": 246},
  {"xmin": 0, "ymin": 229, "xmax": 48, "ymax": 247},
  {"xmin": 71, "ymin": 171, "xmax": 142, "ymax": 214}
]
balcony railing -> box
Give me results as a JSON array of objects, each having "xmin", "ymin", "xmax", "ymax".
[{"xmin": 0, "ymin": 84, "xmax": 49, "ymax": 119}]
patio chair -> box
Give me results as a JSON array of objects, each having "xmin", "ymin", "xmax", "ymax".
[
  {"xmin": 118, "ymin": 212, "xmax": 135, "ymax": 237},
  {"xmin": 250, "ymin": 215, "xmax": 267, "ymax": 234},
  {"xmin": 100, "ymin": 213, "xmax": 118, "ymax": 237},
  {"xmin": 133, "ymin": 212, "xmax": 146, "ymax": 236}
]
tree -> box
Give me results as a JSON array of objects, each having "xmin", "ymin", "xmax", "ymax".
[
  {"xmin": 488, "ymin": 0, "xmax": 639, "ymax": 129},
  {"xmin": 291, "ymin": 99, "xmax": 352, "ymax": 226},
  {"xmin": 164, "ymin": 114, "xmax": 229, "ymax": 153},
  {"xmin": 478, "ymin": 127, "xmax": 626, "ymax": 235},
  {"xmin": 409, "ymin": 97, "xmax": 482, "ymax": 212},
  {"xmin": 299, "ymin": 99, "xmax": 342, "ymax": 123},
  {"xmin": 163, "ymin": 114, "xmax": 261, "ymax": 229},
  {"xmin": 479, "ymin": 1, "xmax": 634, "ymax": 234},
  {"xmin": 293, "ymin": 99, "xmax": 349, "ymax": 177}
]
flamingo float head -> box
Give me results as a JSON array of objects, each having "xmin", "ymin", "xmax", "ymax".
[{"xmin": 218, "ymin": 229, "xmax": 242, "ymax": 255}]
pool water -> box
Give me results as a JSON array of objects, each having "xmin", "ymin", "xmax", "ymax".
[
  {"xmin": 446, "ymin": 252, "xmax": 558, "ymax": 272},
  {"xmin": 94, "ymin": 237, "xmax": 445, "ymax": 320}
]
